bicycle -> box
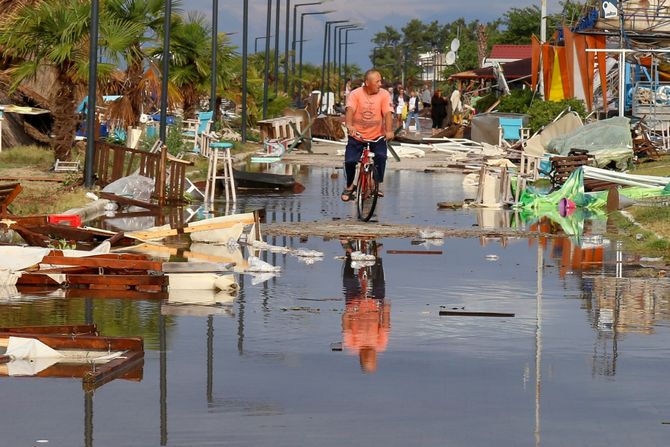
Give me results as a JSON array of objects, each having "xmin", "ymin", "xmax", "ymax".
[{"xmin": 352, "ymin": 135, "xmax": 384, "ymax": 222}]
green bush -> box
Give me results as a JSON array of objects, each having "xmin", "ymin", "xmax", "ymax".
[{"xmin": 526, "ymin": 98, "xmax": 586, "ymax": 133}]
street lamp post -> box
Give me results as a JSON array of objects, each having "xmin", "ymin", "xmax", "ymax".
[
  {"xmin": 241, "ymin": 0, "xmax": 249, "ymax": 142},
  {"xmin": 320, "ymin": 20, "xmax": 348, "ymax": 112},
  {"xmin": 273, "ymin": 0, "xmax": 281, "ymax": 95},
  {"xmin": 335, "ymin": 25, "xmax": 357, "ymax": 101},
  {"xmin": 296, "ymin": 10, "xmax": 332, "ymax": 106},
  {"xmin": 342, "ymin": 27, "xmax": 362, "ymax": 98},
  {"xmin": 209, "ymin": 0, "xmax": 219, "ymax": 117},
  {"xmin": 262, "ymin": 0, "xmax": 272, "ymax": 119},
  {"xmin": 290, "ymin": 3, "xmax": 325, "ymax": 99},
  {"xmin": 159, "ymin": 0, "xmax": 172, "ymax": 145},
  {"xmin": 84, "ymin": 0, "xmax": 100, "ymax": 188}
]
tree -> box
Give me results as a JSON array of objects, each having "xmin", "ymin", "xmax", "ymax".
[
  {"xmin": 370, "ymin": 26, "xmax": 402, "ymax": 82},
  {"xmin": 500, "ymin": 5, "xmax": 541, "ymax": 44},
  {"xmin": 0, "ymin": 0, "xmax": 139, "ymax": 160},
  {"xmin": 104, "ymin": 0, "xmax": 174, "ymax": 127}
]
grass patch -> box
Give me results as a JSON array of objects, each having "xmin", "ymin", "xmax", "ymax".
[
  {"xmin": 629, "ymin": 205, "xmax": 670, "ymax": 240},
  {"xmin": 606, "ymin": 210, "xmax": 670, "ymax": 261},
  {"xmin": 9, "ymin": 184, "xmax": 89, "ymax": 215},
  {"xmin": 0, "ymin": 145, "xmax": 54, "ymax": 169},
  {"xmin": 629, "ymin": 155, "xmax": 670, "ymax": 177}
]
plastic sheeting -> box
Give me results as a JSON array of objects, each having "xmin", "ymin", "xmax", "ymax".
[
  {"xmin": 102, "ymin": 174, "xmax": 155, "ymax": 202},
  {"xmin": 547, "ymin": 117, "xmax": 634, "ymax": 170},
  {"xmin": 524, "ymin": 111, "xmax": 584, "ymax": 156},
  {"xmin": 518, "ymin": 166, "xmax": 670, "ymax": 211}
]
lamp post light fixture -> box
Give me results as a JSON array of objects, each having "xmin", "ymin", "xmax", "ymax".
[
  {"xmin": 262, "ymin": 0, "xmax": 272, "ymax": 119},
  {"xmin": 334, "ymin": 25, "xmax": 358, "ymax": 100},
  {"xmin": 255, "ymin": 35, "xmax": 273, "ymax": 53},
  {"xmin": 296, "ymin": 10, "xmax": 333, "ymax": 105}
]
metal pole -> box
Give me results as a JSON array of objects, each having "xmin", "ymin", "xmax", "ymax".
[
  {"xmin": 159, "ymin": 0, "xmax": 172, "ymax": 144},
  {"xmin": 320, "ymin": 22, "xmax": 328, "ymax": 112},
  {"xmin": 284, "ymin": 0, "xmax": 290, "ymax": 92},
  {"xmin": 262, "ymin": 0, "xmax": 272, "ymax": 119},
  {"xmin": 274, "ymin": 0, "xmax": 281, "ymax": 95},
  {"xmin": 210, "ymin": 0, "xmax": 218, "ymax": 115},
  {"xmin": 241, "ymin": 0, "xmax": 248, "ymax": 142},
  {"xmin": 290, "ymin": 2, "xmax": 323, "ymax": 101},
  {"xmin": 298, "ymin": 13, "xmax": 307, "ymax": 106},
  {"xmin": 84, "ymin": 0, "xmax": 99, "ymax": 188}
]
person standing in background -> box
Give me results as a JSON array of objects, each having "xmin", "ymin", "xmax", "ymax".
[{"xmin": 404, "ymin": 90, "xmax": 421, "ymax": 133}]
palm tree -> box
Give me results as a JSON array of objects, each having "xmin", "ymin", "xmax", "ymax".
[
  {"xmin": 0, "ymin": 0, "xmax": 142, "ymax": 160},
  {"xmin": 104, "ymin": 0, "xmax": 184, "ymax": 127},
  {"xmin": 163, "ymin": 12, "xmax": 212, "ymax": 119}
]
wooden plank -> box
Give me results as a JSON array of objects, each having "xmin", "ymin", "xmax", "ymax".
[
  {"xmin": 40, "ymin": 255, "xmax": 163, "ymax": 271},
  {"xmin": 16, "ymin": 273, "xmax": 62, "ymax": 286},
  {"xmin": 127, "ymin": 213, "xmax": 256, "ymax": 240},
  {"xmin": 66, "ymin": 274, "xmax": 168, "ymax": 287},
  {"xmin": 98, "ymin": 192, "xmax": 161, "ymax": 211},
  {"xmin": 0, "ymin": 324, "xmax": 97, "ymax": 335},
  {"xmin": 83, "ymin": 351, "xmax": 144, "ymax": 391},
  {"xmin": 0, "ymin": 333, "xmax": 143, "ymax": 351},
  {"xmin": 64, "ymin": 287, "xmax": 167, "ymax": 300},
  {"xmin": 439, "ymin": 310, "xmax": 515, "ymax": 317}
]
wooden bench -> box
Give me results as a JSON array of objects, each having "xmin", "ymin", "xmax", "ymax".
[{"xmin": 54, "ymin": 159, "xmax": 81, "ymax": 172}]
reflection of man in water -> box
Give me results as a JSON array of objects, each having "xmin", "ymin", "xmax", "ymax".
[{"xmin": 341, "ymin": 240, "xmax": 390, "ymax": 373}]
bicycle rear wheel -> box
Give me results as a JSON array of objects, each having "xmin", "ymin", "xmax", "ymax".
[{"xmin": 357, "ymin": 163, "xmax": 379, "ymax": 222}]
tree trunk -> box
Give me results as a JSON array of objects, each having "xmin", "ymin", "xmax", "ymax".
[
  {"xmin": 478, "ymin": 25, "xmax": 488, "ymax": 69},
  {"xmin": 182, "ymin": 84, "xmax": 197, "ymax": 119},
  {"xmin": 50, "ymin": 72, "xmax": 78, "ymax": 161}
]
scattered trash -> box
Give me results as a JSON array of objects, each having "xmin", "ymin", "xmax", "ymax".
[
  {"xmin": 350, "ymin": 251, "xmax": 375, "ymax": 261},
  {"xmin": 250, "ymin": 272, "xmax": 277, "ymax": 285},
  {"xmin": 418, "ymin": 229, "xmax": 445, "ymax": 239},
  {"xmin": 350, "ymin": 260, "xmax": 376, "ymax": 269},
  {"xmin": 640, "ymin": 257, "xmax": 663, "ymax": 262},
  {"xmin": 251, "ymin": 240, "xmax": 291, "ymax": 253},
  {"xmin": 292, "ymin": 248, "xmax": 324, "ymax": 258},
  {"xmin": 635, "ymin": 233, "xmax": 644, "ymax": 241},
  {"xmin": 485, "ymin": 254, "xmax": 499, "ymax": 261},
  {"xmin": 330, "ymin": 342, "xmax": 343, "ymax": 351},
  {"xmin": 437, "ymin": 202, "xmax": 463, "ymax": 209},
  {"xmin": 279, "ymin": 306, "xmax": 320, "ymax": 313},
  {"xmin": 246, "ymin": 256, "xmax": 281, "ymax": 273}
]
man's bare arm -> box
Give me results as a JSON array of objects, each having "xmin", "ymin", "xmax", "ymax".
[
  {"xmin": 384, "ymin": 111, "xmax": 394, "ymax": 141},
  {"xmin": 345, "ymin": 107, "xmax": 355, "ymax": 136}
]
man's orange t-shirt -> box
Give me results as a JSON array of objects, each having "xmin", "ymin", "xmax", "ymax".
[{"xmin": 346, "ymin": 87, "xmax": 392, "ymax": 140}]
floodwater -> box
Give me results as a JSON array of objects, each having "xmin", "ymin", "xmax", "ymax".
[{"xmin": 2, "ymin": 167, "xmax": 670, "ymax": 446}]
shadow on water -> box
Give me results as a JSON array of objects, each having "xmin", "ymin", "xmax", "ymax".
[{"xmin": 2, "ymin": 168, "xmax": 670, "ymax": 446}]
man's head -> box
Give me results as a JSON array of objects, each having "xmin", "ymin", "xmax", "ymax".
[{"xmin": 363, "ymin": 69, "xmax": 382, "ymax": 94}]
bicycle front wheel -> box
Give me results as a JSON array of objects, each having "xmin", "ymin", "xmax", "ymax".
[{"xmin": 356, "ymin": 163, "xmax": 379, "ymax": 222}]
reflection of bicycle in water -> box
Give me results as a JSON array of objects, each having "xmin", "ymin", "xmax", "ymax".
[{"xmin": 341, "ymin": 240, "xmax": 390, "ymax": 373}]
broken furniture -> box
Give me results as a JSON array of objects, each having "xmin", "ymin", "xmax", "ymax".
[
  {"xmin": 547, "ymin": 153, "xmax": 591, "ymax": 190},
  {"xmin": 498, "ymin": 117, "xmax": 530, "ymax": 148},
  {"xmin": 0, "ymin": 182, "xmax": 22, "ymax": 215},
  {"xmin": 182, "ymin": 111, "xmax": 213, "ymax": 153},
  {"xmin": 94, "ymin": 140, "xmax": 193, "ymax": 205},
  {"xmin": 0, "ymin": 324, "xmax": 143, "ymax": 391},
  {"xmin": 53, "ymin": 159, "xmax": 81, "ymax": 173},
  {"xmin": 205, "ymin": 141, "xmax": 236, "ymax": 203},
  {"xmin": 12, "ymin": 249, "xmax": 168, "ymax": 297}
]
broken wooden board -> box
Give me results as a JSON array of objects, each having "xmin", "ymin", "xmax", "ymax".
[
  {"xmin": 438, "ymin": 310, "xmax": 515, "ymax": 317},
  {"xmin": 126, "ymin": 212, "xmax": 257, "ymax": 241}
]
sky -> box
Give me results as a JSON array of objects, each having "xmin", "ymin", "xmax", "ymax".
[{"xmin": 185, "ymin": 0, "xmax": 562, "ymax": 68}]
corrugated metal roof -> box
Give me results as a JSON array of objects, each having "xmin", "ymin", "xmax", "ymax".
[{"xmin": 489, "ymin": 44, "xmax": 532, "ymax": 60}]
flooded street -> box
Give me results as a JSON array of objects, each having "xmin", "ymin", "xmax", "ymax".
[{"xmin": 2, "ymin": 167, "xmax": 670, "ymax": 446}]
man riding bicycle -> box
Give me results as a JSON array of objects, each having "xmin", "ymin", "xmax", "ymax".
[{"xmin": 341, "ymin": 69, "xmax": 395, "ymax": 202}]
